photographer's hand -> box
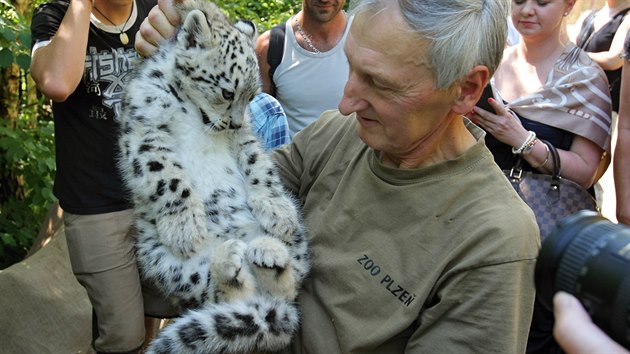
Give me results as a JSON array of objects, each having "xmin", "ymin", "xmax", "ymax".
[{"xmin": 553, "ymin": 291, "xmax": 629, "ymax": 354}]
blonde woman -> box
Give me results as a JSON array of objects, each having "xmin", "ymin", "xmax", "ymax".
[
  {"xmin": 471, "ymin": 1, "xmax": 613, "ymax": 352},
  {"xmin": 472, "ymin": 0, "xmax": 612, "ymax": 190}
]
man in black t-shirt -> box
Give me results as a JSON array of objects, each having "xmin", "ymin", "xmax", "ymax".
[{"xmin": 30, "ymin": 0, "xmax": 173, "ymax": 352}]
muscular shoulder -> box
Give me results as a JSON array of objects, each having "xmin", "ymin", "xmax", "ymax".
[{"xmin": 256, "ymin": 30, "xmax": 271, "ymax": 62}]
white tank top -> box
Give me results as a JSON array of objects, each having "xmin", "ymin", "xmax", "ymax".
[{"xmin": 273, "ymin": 16, "xmax": 351, "ymax": 136}]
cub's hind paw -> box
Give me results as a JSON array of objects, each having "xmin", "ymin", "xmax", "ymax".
[
  {"xmin": 212, "ymin": 239, "xmax": 256, "ymax": 301},
  {"xmin": 246, "ymin": 236, "xmax": 290, "ymax": 270},
  {"xmin": 247, "ymin": 237, "xmax": 297, "ymax": 300}
]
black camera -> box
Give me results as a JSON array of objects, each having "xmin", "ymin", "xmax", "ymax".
[{"xmin": 535, "ymin": 210, "xmax": 630, "ymax": 349}]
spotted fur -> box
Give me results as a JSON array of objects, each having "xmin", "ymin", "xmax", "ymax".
[{"xmin": 117, "ymin": 1, "xmax": 310, "ymax": 352}]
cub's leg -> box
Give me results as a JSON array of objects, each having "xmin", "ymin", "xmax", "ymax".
[
  {"xmin": 247, "ymin": 236, "xmax": 297, "ymax": 300},
  {"xmin": 232, "ymin": 130, "xmax": 301, "ymax": 243},
  {"xmin": 211, "ymin": 239, "xmax": 256, "ymax": 302},
  {"xmin": 120, "ymin": 111, "xmax": 215, "ymax": 259}
]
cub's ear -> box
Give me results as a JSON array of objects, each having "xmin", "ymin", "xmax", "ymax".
[
  {"xmin": 234, "ymin": 19, "xmax": 258, "ymax": 46},
  {"xmin": 178, "ymin": 9, "xmax": 216, "ymax": 49}
]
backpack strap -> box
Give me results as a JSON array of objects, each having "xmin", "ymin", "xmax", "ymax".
[{"xmin": 267, "ymin": 21, "xmax": 286, "ymax": 97}]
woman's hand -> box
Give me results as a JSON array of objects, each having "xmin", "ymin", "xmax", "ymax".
[
  {"xmin": 470, "ymin": 97, "xmax": 529, "ymax": 149},
  {"xmin": 470, "ymin": 97, "xmax": 603, "ymax": 188},
  {"xmin": 135, "ymin": 0, "xmax": 181, "ymax": 57}
]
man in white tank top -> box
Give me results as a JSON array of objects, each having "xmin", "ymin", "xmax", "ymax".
[{"xmin": 256, "ymin": 1, "xmax": 350, "ymax": 136}]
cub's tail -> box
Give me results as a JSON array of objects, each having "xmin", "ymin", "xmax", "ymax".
[{"xmin": 146, "ymin": 296, "xmax": 299, "ymax": 354}]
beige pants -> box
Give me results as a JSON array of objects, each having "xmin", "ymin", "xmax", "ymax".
[{"xmin": 64, "ymin": 209, "xmax": 179, "ymax": 353}]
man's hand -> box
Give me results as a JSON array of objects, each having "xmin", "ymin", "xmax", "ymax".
[
  {"xmin": 553, "ymin": 291, "xmax": 629, "ymax": 354},
  {"xmin": 135, "ymin": 0, "xmax": 181, "ymax": 57}
]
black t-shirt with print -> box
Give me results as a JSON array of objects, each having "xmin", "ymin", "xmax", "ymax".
[{"xmin": 31, "ymin": 0, "xmax": 156, "ymax": 214}]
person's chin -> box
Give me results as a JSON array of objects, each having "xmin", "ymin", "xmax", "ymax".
[{"xmin": 355, "ymin": 117, "xmax": 381, "ymax": 148}]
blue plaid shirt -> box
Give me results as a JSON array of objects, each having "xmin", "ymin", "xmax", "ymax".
[{"xmin": 248, "ymin": 93, "xmax": 291, "ymax": 149}]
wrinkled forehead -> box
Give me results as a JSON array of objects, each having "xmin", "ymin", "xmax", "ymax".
[{"xmin": 345, "ymin": 4, "xmax": 433, "ymax": 82}]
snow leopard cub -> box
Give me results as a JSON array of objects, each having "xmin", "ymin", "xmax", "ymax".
[{"xmin": 117, "ymin": 0, "xmax": 310, "ymax": 352}]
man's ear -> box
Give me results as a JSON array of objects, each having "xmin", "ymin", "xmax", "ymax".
[{"xmin": 452, "ymin": 65, "xmax": 490, "ymax": 115}]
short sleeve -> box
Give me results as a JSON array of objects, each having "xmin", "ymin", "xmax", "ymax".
[{"xmin": 31, "ymin": 1, "xmax": 69, "ymax": 49}]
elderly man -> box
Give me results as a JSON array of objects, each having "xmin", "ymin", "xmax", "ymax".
[{"xmin": 136, "ymin": 0, "xmax": 540, "ymax": 352}]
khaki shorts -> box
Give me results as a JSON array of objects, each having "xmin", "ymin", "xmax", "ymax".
[{"xmin": 64, "ymin": 210, "xmax": 180, "ymax": 353}]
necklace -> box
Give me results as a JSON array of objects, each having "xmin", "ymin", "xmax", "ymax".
[
  {"xmin": 294, "ymin": 17, "xmax": 321, "ymax": 54},
  {"xmin": 92, "ymin": 1, "xmax": 134, "ymax": 45}
]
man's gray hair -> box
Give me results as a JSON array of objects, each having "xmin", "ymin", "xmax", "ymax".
[{"xmin": 350, "ymin": 0, "xmax": 509, "ymax": 89}]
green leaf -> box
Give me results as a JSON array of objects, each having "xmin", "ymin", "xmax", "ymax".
[
  {"xmin": 1, "ymin": 234, "xmax": 17, "ymax": 248},
  {"xmin": 0, "ymin": 0, "xmax": 14, "ymax": 8},
  {"xmin": 0, "ymin": 27, "xmax": 16, "ymax": 42},
  {"xmin": 45, "ymin": 157, "xmax": 56, "ymax": 170},
  {"xmin": 16, "ymin": 54, "xmax": 30, "ymax": 70},
  {"xmin": 18, "ymin": 31, "xmax": 31, "ymax": 46},
  {"xmin": 0, "ymin": 48, "xmax": 13, "ymax": 67}
]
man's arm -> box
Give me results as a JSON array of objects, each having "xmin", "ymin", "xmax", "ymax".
[
  {"xmin": 255, "ymin": 30, "xmax": 273, "ymax": 95},
  {"xmin": 407, "ymin": 259, "xmax": 537, "ymax": 353},
  {"xmin": 30, "ymin": 0, "xmax": 92, "ymax": 102}
]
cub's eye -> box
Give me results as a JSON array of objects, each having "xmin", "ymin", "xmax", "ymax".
[{"xmin": 222, "ymin": 89, "xmax": 234, "ymax": 100}]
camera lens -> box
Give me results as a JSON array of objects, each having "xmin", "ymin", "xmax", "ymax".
[{"xmin": 535, "ymin": 210, "xmax": 630, "ymax": 349}]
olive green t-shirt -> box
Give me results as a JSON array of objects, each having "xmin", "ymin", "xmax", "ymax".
[{"xmin": 273, "ymin": 111, "xmax": 540, "ymax": 354}]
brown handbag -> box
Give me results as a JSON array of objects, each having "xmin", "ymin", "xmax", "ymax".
[{"xmin": 504, "ymin": 141, "xmax": 597, "ymax": 242}]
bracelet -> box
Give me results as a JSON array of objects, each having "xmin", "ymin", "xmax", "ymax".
[
  {"xmin": 512, "ymin": 131, "xmax": 537, "ymax": 155},
  {"xmin": 530, "ymin": 142, "xmax": 550, "ymax": 169},
  {"xmin": 521, "ymin": 138, "xmax": 538, "ymax": 155}
]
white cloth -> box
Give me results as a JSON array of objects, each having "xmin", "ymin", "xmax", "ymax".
[{"xmin": 273, "ymin": 17, "xmax": 351, "ymax": 136}]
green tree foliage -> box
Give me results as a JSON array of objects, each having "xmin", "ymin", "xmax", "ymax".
[
  {"xmin": 1, "ymin": 0, "xmax": 56, "ymax": 269},
  {"xmin": 216, "ymin": 0, "xmax": 300, "ymax": 33},
  {"xmin": 0, "ymin": 0, "xmax": 31, "ymax": 70},
  {"xmin": 0, "ymin": 113, "xmax": 55, "ymax": 268}
]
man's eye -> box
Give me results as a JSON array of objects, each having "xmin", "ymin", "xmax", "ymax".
[{"xmin": 371, "ymin": 78, "xmax": 390, "ymax": 91}]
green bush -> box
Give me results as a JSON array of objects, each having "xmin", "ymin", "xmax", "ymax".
[
  {"xmin": 215, "ymin": 0, "xmax": 300, "ymax": 32},
  {"xmin": 0, "ymin": 0, "xmax": 52, "ymax": 269},
  {"xmin": 0, "ymin": 111, "xmax": 56, "ymax": 269},
  {"xmin": 0, "ymin": 0, "xmax": 32, "ymax": 70}
]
